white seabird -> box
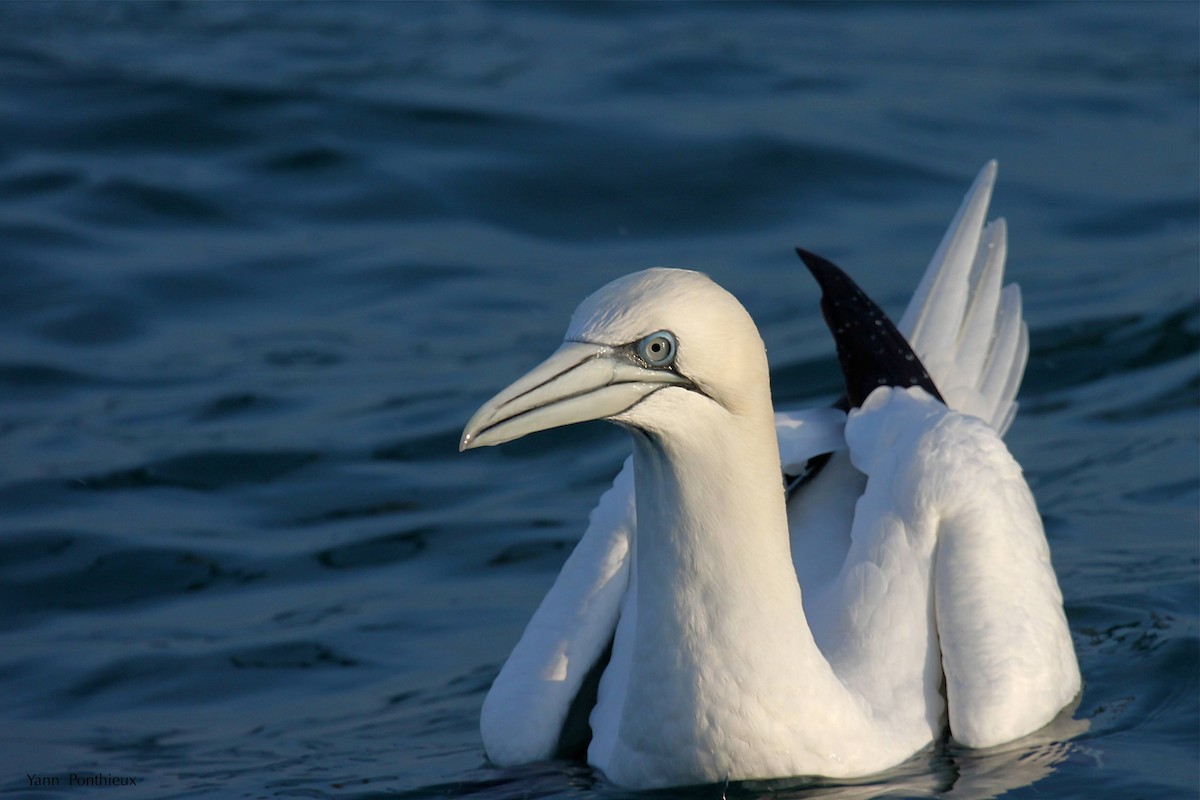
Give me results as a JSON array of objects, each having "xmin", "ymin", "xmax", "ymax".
[{"xmin": 460, "ymin": 162, "xmax": 1081, "ymax": 790}]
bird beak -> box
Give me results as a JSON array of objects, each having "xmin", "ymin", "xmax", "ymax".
[{"xmin": 460, "ymin": 341, "xmax": 691, "ymax": 450}]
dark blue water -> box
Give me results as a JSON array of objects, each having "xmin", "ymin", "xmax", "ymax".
[{"xmin": 1, "ymin": 3, "xmax": 1196, "ymax": 798}]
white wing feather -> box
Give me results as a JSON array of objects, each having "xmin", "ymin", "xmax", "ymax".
[
  {"xmin": 775, "ymin": 406, "xmax": 847, "ymax": 476},
  {"xmin": 480, "ymin": 458, "xmax": 633, "ymax": 764},
  {"xmin": 899, "ymin": 160, "xmax": 1028, "ymax": 436},
  {"xmin": 843, "ymin": 386, "xmax": 1080, "ymax": 746}
]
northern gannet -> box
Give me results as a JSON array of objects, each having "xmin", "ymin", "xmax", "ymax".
[{"xmin": 460, "ymin": 162, "xmax": 1081, "ymax": 790}]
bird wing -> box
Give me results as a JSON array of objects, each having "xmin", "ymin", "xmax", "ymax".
[
  {"xmin": 786, "ymin": 160, "xmax": 1034, "ymax": 646},
  {"xmin": 899, "ymin": 160, "xmax": 1028, "ymax": 436},
  {"xmin": 841, "ymin": 386, "xmax": 1080, "ymax": 746},
  {"xmin": 775, "ymin": 405, "xmax": 848, "ymax": 476},
  {"xmin": 479, "ymin": 457, "xmax": 633, "ymax": 765}
]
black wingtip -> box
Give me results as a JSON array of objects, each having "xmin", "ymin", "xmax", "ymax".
[
  {"xmin": 796, "ymin": 247, "xmax": 861, "ymax": 307},
  {"xmin": 795, "ymin": 247, "xmax": 946, "ymax": 409},
  {"xmin": 795, "ymin": 247, "xmax": 834, "ymax": 280}
]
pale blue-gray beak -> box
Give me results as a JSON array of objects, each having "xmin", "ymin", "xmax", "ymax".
[{"xmin": 460, "ymin": 341, "xmax": 691, "ymax": 450}]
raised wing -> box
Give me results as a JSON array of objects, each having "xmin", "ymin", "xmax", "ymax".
[
  {"xmin": 479, "ymin": 457, "xmax": 633, "ymax": 765},
  {"xmin": 900, "ymin": 160, "xmax": 1028, "ymax": 435},
  {"xmin": 786, "ymin": 160, "xmax": 1036, "ymax": 647}
]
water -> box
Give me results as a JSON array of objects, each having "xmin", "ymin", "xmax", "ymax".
[{"xmin": 0, "ymin": 2, "xmax": 1196, "ymax": 798}]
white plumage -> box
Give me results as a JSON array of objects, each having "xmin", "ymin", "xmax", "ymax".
[{"xmin": 461, "ymin": 162, "xmax": 1080, "ymax": 789}]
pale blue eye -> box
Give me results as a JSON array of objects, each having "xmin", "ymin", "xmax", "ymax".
[{"xmin": 638, "ymin": 331, "xmax": 677, "ymax": 367}]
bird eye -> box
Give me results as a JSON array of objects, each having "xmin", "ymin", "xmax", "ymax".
[{"xmin": 637, "ymin": 331, "xmax": 677, "ymax": 367}]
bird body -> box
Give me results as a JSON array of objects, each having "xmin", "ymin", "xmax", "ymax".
[{"xmin": 461, "ymin": 163, "xmax": 1080, "ymax": 789}]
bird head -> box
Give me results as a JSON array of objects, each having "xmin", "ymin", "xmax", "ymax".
[{"xmin": 460, "ymin": 268, "xmax": 771, "ymax": 450}]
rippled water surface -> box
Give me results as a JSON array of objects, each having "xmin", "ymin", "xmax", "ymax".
[{"xmin": 1, "ymin": 3, "xmax": 1196, "ymax": 799}]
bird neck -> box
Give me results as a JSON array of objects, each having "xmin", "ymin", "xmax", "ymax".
[
  {"xmin": 631, "ymin": 408, "xmax": 794, "ymax": 606},
  {"xmin": 607, "ymin": 403, "xmax": 864, "ymax": 783}
]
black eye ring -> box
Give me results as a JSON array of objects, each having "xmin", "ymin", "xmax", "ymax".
[{"xmin": 637, "ymin": 330, "xmax": 677, "ymax": 367}]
